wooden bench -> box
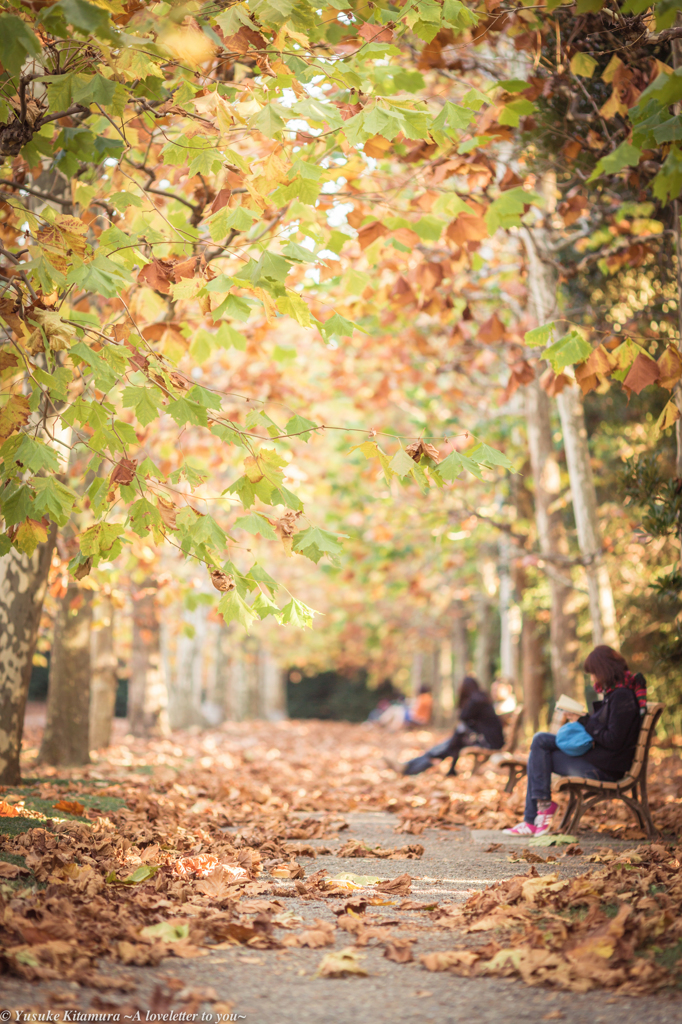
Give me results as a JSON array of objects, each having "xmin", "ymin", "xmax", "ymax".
[
  {"xmin": 556, "ymin": 701, "xmax": 664, "ymax": 838},
  {"xmin": 459, "ymin": 705, "xmax": 524, "ymax": 775},
  {"xmin": 499, "ymin": 702, "xmax": 664, "ymax": 833}
]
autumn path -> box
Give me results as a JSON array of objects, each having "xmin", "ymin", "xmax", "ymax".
[{"xmin": 2, "ymin": 721, "xmax": 682, "ymax": 1024}]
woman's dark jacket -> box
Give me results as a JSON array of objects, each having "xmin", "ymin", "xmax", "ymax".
[
  {"xmin": 460, "ymin": 693, "xmax": 504, "ymax": 749},
  {"xmin": 578, "ymin": 683, "xmax": 642, "ymax": 778}
]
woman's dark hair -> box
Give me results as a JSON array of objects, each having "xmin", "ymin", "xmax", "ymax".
[
  {"xmin": 584, "ymin": 646, "xmax": 628, "ymax": 689},
  {"xmin": 458, "ymin": 675, "xmax": 487, "ymax": 708},
  {"xmin": 418, "ymin": 684, "xmax": 432, "ymax": 695}
]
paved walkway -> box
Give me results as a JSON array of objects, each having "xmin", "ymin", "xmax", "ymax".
[{"xmin": 3, "ymin": 811, "xmax": 681, "ymax": 1024}]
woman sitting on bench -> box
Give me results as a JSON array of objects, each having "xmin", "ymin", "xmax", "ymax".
[
  {"xmin": 504, "ymin": 645, "xmax": 646, "ymax": 837},
  {"xmin": 386, "ymin": 676, "xmax": 504, "ymax": 776}
]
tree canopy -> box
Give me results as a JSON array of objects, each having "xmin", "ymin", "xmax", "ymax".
[{"xmin": 1, "ymin": 0, "xmax": 681, "ymax": 635}]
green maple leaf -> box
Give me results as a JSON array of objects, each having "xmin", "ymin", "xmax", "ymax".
[
  {"xmin": 250, "ymin": 103, "xmax": 286, "ymax": 138},
  {"xmin": 218, "ymin": 589, "xmax": 257, "ymax": 629},
  {"xmin": 122, "ymin": 385, "xmax": 163, "ymax": 427},
  {"xmin": 233, "ymin": 513, "xmax": 277, "ymax": 539}
]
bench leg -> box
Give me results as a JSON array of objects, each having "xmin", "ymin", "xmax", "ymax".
[
  {"xmin": 639, "ymin": 775, "xmax": 657, "ymax": 838},
  {"xmin": 505, "ymin": 764, "xmax": 528, "ymax": 793},
  {"xmin": 620, "ymin": 794, "xmax": 646, "ymax": 831},
  {"xmin": 559, "ymin": 791, "xmax": 577, "ymax": 832},
  {"xmin": 566, "ymin": 791, "xmax": 586, "ymax": 834}
]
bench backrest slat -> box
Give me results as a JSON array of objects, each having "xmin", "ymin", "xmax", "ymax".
[
  {"xmin": 502, "ymin": 706, "xmax": 524, "ymax": 753},
  {"xmin": 627, "ymin": 702, "xmax": 664, "ymax": 783}
]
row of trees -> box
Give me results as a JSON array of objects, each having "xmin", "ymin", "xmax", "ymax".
[{"xmin": 1, "ymin": 0, "xmax": 682, "ymax": 780}]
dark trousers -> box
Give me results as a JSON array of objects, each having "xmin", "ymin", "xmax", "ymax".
[
  {"xmin": 524, "ymin": 731, "xmax": 612, "ymax": 824},
  {"xmin": 403, "ymin": 723, "xmax": 493, "ymax": 776}
]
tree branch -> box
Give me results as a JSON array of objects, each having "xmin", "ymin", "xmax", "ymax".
[
  {"xmin": 0, "ymin": 179, "xmax": 72, "ymax": 207},
  {"xmin": 37, "ymin": 104, "xmax": 88, "ymax": 127}
]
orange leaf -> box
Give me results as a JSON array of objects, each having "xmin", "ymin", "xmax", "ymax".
[
  {"xmin": 0, "ymin": 393, "xmax": 30, "ymax": 442},
  {"xmin": 0, "ymin": 799, "xmax": 21, "ymax": 817},
  {"xmin": 358, "ymin": 22, "xmax": 393, "ymax": 44},
  {"xmin": 622, "ymin": 352, "xmax": 660, "ymax": 396},
  {"xmin": 477, "ymin": 313, "xmax": 506, "ymax": 345},
  {"xmin": 357, "ymin": 222, "xmax": 388, "ymax": 250},
  {"xmin": 656, "ymin": 345, "xmax": 682, "ymax": 390},
  {"xmin": 53, "ymin": 800, "xmax": 85, "ymax": 815}
]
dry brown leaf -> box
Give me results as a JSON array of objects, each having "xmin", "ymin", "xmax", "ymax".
[
  {"xmin": 383, "ymin": 938, "xmax": 414, "ymax": 963},
  {"xmin": 282, "ymin": 919, "xmax": 335, "ymax": 948},
  {"xmin": 0, "ymin": 860, "xmax": 29, "ymax": 877}
]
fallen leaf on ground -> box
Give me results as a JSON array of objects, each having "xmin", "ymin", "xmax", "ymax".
[
  {"xmin": 316, "ymin": 947, "xmax": 368, "ymax": 977},
  {"xmin": 53, "ymin": 801, "xmax": 85, "ymax": 816}
]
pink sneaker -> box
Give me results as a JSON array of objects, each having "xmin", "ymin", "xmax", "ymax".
[
  {"xmin": 502, "ymin": 821, "xmax": 537, "ymax": 836},
  {"xmin": 533, "ymin": 801, "xmax": 558, "ymax": 836}
]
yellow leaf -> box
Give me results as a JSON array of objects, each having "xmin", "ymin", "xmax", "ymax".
[
  {"xmin": 348, "ymin": 441, "xmax": 380, "ymax": 460},
  {"xmin": 161, "ymin": 28, "xmax": 217, "ymax": 67},
  {"xmin": 599, "ymin": 90, "xmax": 626, "ymax": 119},
  {"xmin": 570, "ymin": 53, "xmax": 598, "ymax": 78},
  {"xmin": 601, "ymin": 54, "xmax": 623, "ymax": 83},
  {"xmin": 653, "ymin": 399, "xmax": 681, "ymax": 439}
]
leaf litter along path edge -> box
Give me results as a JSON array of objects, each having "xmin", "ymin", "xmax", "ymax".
[{"xmin": 1, "ymin": 718, "xmax": 682, "ymax": 1024}]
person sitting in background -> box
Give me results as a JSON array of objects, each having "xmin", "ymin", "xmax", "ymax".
[
  {"xmin": 504, "ymin": 645, "xmax": 645, "ymax": 837},
  {"xmin": 491, "ymin": 677, "xmax": 518, "ymax": 717},
  {"xmin": 377, "ymin": 685, "xmax": 433, "ymax": 732},
  {"xmin": 409, "ymin": 684, "xmax": 433, "ymax": 727},
  {"xmin": 385, "ymin": 676, "xmax": 504, "ymax": 776}
]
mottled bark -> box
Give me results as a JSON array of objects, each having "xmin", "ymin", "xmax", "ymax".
[
  {"xmin": 522, "ymin": 225, "xmax": 582, "ymax": 700},
  {"xmin": 89, "ymin": 596, "xmax": 117, "ymax": 750},
  {"xmin": 129, "ymin": 581, "xmax": 170, "ymax": 737},
  {"xmin": 39, "ymin": 581, "xmax": 93, "ymax": 766},
  {"xmin": 525, "ymin": 380, "xmax": 582, "ymax": 700},
  {"xmin": 556, "ymin": 383, "xmax": 619, "ymax": 648},
  {"xmin": 521, "ymin": 614, "xmax": 546, "ymax": 732},
  {"xmin": 0, "ymin": 524, "xmax": 57, "ymax": 784}
]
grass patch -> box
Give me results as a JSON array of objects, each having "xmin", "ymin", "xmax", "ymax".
[
  {"xmin": 0, "ymin": 851, "xmax": 28, "ymax": 869},
  {"xmin": 0, "ymin": 817, "xmax": 51, "ymax": 838},
  {"xmin": 651, "ymin": 941, "xmax": 682, "ymax": 972},
  {"xmin": 1, "ymin": 788, "xmax": 127, "ymax": 826}
]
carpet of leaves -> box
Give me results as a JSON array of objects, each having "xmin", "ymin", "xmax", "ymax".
[{"xmin": 1, "ymin": 718, "xmax": 682, "ymax": 999}]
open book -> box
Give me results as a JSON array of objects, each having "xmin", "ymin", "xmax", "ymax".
[{"xmin": 555, "ymin": 694, "xmax": 587, "ymax": 716}]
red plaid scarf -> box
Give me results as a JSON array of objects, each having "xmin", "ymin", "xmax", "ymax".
[{"xmin": 596, "ymin": 670, "xmax": 647, "ymax": 713}]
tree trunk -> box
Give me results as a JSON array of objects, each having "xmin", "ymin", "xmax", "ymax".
[
  {"xmin": 525, "ymin": 380, "xmax": 582, "ymax": 700},
  {"xmin": 522, "ymin": 226, "xmax": 582, "ymax": 700},
  {"xmin": 89, "ymin": 595, "xmax": 117, "ymax": 750},
  {"xmin": 39, "ymin": 581, "xmax": 94, "ymax": 766},
  {"xmin": 430, "ymin": 641, "xmax": 445, "ymax": 726},
  {"xmin": 0, "ymin": 524, "xmax": 57, "ymax": 784},
  {"xmin": 129, "ymin": 581, "xmax": 170, "ymax": 737},
  {"xmin": 410, "ymin": 650, "xmax": 422, "ymax": 696},
  {"xmin": 522, "ymin": 225, "xmax": 618, "ymax": 653},
  {"xmin": 451, "ymin": 603, "xmax": 469, "ymax": 699},
  {"xmin": 520, "ymin": 602, "xmax": 546, "ymax": 732},
  {"xmin": 498, "ymin": 534, "xmax": 521, "ymax": 684},
  {"xmin": 556, "ymin": 384, "xmax": 619, "ymax": 648},
  {"xmin": 473, "ymin": 594, "xmax": 495, "ymax": 688},
  {"xmin": 257, "ymin": 645, "xmax": 287, "ymax": 721}
]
